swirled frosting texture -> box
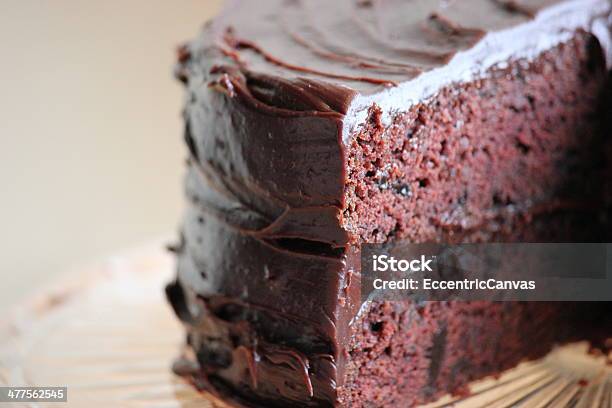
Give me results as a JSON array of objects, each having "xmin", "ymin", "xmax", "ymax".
[{"xmin": 182, "ymin": 0, "xmax": 610, "ymax": 94}]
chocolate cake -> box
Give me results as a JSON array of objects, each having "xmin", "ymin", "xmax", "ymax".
[{"xmin": 166, "ymin": 0, "xmax": 612, "ymax": 406}]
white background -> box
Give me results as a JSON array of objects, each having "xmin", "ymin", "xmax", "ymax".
[{"xmin": 0, "ymin": 0, "xmax": 222, "ymax": 311}]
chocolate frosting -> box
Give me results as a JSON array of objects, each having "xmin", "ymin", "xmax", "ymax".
[
  {"xmin": 167, "ymin": 0, "xmax": 611, "ymax": 406},
  {"xmin": 179, "ymin": 0, "xmax": 612, "ymax": 94}
]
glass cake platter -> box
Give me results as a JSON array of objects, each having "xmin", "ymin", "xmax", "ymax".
[{"xmin": 1, "ymin": 243, "xmax": 610, "ymax": 407}]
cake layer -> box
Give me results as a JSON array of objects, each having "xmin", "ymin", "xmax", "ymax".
[
  {"xmin": 343, "ymin": 31, "xmax": 610, "ymax": 243},
  {"xmin": 168, "ymin": 207, "xmax": 612, "ymax": 407},
  {"xmin": 340, "ymin": 300, "xmax": 612, "ymax": 406}
]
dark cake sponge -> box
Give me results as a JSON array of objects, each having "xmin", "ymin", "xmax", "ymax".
[{"xmin": 167, "ymin": 0, "xmax": 612, "ymax": 407}]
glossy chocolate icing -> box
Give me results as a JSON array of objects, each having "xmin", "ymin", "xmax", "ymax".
[{"xmin": 167, "ymin": 0, "xmax": 611, "ymax": 406}]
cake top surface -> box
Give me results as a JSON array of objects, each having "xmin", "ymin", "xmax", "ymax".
[
  {"xmin": 183, "ymin": 0, "xmax": 610, "ymax": 121},
  {"xmin": 206, "ymin": 0, "xmax": 560, "ymax": 88}
]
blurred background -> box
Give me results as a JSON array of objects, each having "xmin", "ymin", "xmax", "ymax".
[{"xmin": 0, "ymin": 0, "xmax": 222, "ymax": 312}]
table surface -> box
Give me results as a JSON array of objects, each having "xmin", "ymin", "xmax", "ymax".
[{"xmin": 0, "ymin": 245, "xmax": 610, "ymax": 407}]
